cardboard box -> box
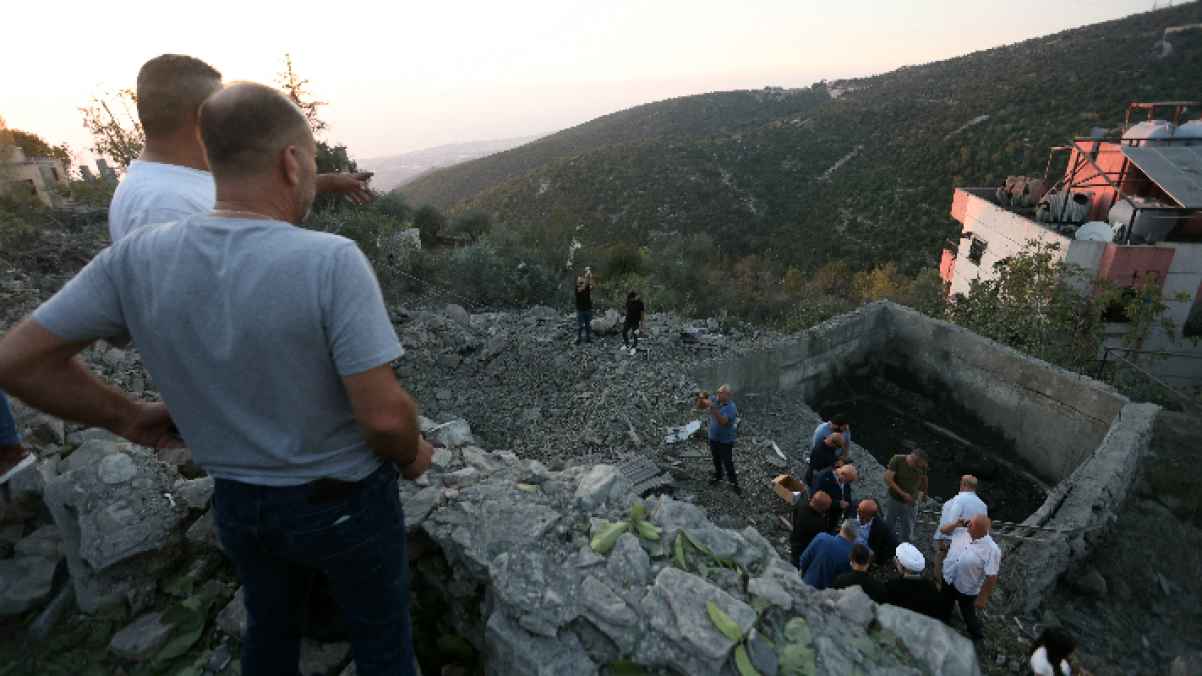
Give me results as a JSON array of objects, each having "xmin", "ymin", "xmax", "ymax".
[{"xmin": 771, "ymin": 474, "xmax": 807, "ymax": 505}]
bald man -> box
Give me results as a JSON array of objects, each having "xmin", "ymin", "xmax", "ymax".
[
  {"xmin": 108, "ymin": 54, "xmax": 372, "ymax": 243},
  {"xmin": 813, "ymin": 463, "xmax": 858, "ymax": 532},
  {"xmin": 933, "ymin": 474, "xmax": 988, "ymax": 583},
  {"xmin": 941, "ymin": 514, "xmax": 1001, "ymax": 642},
  {"xmin": 790, "ymin": 489, "xmax": 831, "ymax": 568},
  {"xmin": 0, "ymin": 82, "xmax": 430, "ymax": 676}
]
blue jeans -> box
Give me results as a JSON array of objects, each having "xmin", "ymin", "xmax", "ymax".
[
  {"xmin": 576, "ymin": 310, "xmax": 593, "ymax": 342},
  {"xmin": 0, "ymin": 391, "xmax": 19, "ymax": 446},
  {"xmin": 213, "ymin": 463, "xmax": 416, "ymax": 676}
]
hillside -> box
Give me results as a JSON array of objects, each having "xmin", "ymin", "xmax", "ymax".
[
  {"xmin": 399, "ymin": 4, "xmax": 1202, "ymax": 274},
  {"xmin": 358, "ymin": 136, "xmax": 538, "ymax": 192}
]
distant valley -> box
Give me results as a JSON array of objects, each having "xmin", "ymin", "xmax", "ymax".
[{"xmin": 359, "ymin": 136, "xmax": 540, "ymax": 192}]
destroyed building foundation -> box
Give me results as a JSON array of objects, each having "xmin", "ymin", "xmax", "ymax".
[{"xmin": 692, "ymin": 301, "xmax": 1158, "ymax": 613}]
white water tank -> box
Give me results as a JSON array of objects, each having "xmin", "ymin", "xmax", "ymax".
[
  {"xmin": 1124, "ymin": 119, "xmax": 1176, "ymax": 146},
  {"xmin": 1075, "ymin": 221, "xmax": 1115, "ymax": 242},
  {"xmin": 1175, "ymin": 120, "xmax": 1202, "ymax": 145}
]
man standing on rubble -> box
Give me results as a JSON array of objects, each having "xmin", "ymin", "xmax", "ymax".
[
  {"xmin": 575, "ymin": 267, "xmax": 594, "ymax": 345},
  {"xmin": 704, "ymin": 385, "xmax": 740, "ymax": 494},
  {"xmin": 0, "ymin": 83, "xmax": 431, "ymax": 676},
  {"xmin": 942, "ymin": 514, "xmax": 1001, "ymax": 642},
  {"xmin": 884, "ymin": 446, "xmax": 928, "ymax": 542}
]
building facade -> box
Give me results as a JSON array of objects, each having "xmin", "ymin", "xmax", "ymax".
[
  {"xmin": 940, "ymin": 102, "xmax": 1202, "ymax": 387},
  {"xmin": 0, "ymin": 145, "xmax": 70, "ymax": 208}
]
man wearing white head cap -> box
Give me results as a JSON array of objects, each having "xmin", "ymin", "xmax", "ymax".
[{"xmin": 885, "ymin": 543, "xmax": 945, "ymax": 620}]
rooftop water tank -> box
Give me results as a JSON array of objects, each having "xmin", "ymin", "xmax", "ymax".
[
  {"xmin": 1109, "ymin": 197, "xmax": 1179, "ymax": 243},
  {"xmin": 1075, "ymin": 221, "xmax": 1115, "ymax": 242},
  {"xmin": 1175, "ymin": 120, "xmax": 1202, "ymax": 145},
  {"xmin": 1124, "ymin": 119, "xmax": 1175, "ymax": 146}
]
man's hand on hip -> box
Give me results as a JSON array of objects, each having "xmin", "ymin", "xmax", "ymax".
[
  {"xmin": 401, "ymin": 438, "xmax": 434, "ymax": 480},
  {"xmin": 114, "ymin": 401, "xmax": 184, "ymax": 449}
]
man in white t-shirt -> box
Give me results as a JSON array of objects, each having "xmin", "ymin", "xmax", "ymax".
[
  {"xmin": 933, "ymin": 474, "xmax": 989, "ymax": 583},
  {"xmin": 109, "ymin": 54, "xmax": 374, "ymax": 243},
  {"xmin": 941, "ymin": 513, "xmax": 1001, "ymax": 641}
]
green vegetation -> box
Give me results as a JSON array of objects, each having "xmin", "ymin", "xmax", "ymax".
[{"xmin": 400, "ymin": 4, "xmax": 1202, "ymax": 281}]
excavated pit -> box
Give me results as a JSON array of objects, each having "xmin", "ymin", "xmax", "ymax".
[{"xmin": 693, "ymin": 301, "xmax": 1157, "ymax": 613}]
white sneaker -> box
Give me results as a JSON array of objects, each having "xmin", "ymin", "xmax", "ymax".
[{"xmin": 628, "ymin": 347, "xmax": 637, "ymax": 356}]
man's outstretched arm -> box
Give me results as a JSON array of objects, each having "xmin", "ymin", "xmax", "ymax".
[
  {"xmin": 316, "ymin": 172, "xmax": 374, "ymax": 205},
  {"xmin": 0, "ymin": 319, "xmax": 180, "ymax": 448}
]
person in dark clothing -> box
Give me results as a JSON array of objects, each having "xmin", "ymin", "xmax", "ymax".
[
  {"xmin": 805, "ymin": 431, "xmax": 845, "ymax": 487},
  {"xmin": 832, "ymin": 544, "xmax": 888, "ymax": 603},
  {"xmin": 622, "ymin": 290, "xmax": 645, "ymax": 353},
  {"xmin": 1028, "ymin": 626, "xmax": 1078, "ymax": 676},
  {"xmin": 790, "ymin": 490, "xmax": 831, "ymax": 568},
  {"xmin": 885, "ymin": 542, "xmax": 946, "ymax": 620},
  {"xmin": 574, "ymin": 268, "xmax": 593, "ymax": 344},
  {"xmin": 854, "ymin": 498, "xmax": 899, "ymax": 566},
  {"xmin": 813, "ymin": 464, "xmax": 857, "ymax": 533}
]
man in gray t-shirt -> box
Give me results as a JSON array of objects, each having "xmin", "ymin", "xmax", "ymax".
[{"xmin": 0, "ymin": 82, "xmax": 429, "ymax": 676}]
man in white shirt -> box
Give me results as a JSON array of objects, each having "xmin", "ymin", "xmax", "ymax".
[
  {"xmin": 933, "ymin": 474, "xmax": 989, "ymax": 583},
  {"xmin": 941, "ymin": 514, "xmax": 1001, "ymax": 642},
  {"xmin": 109, "ymin": 54, "xmax": 373, "ymax": 243}
]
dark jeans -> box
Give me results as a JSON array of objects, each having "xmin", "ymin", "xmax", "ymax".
[
  {"xmin": 941, "ymin": 582, "xmax": 984, "ymax": 640},
  {"xmin": 576, "ymin": 311, "xmax": 593, "ymax": 342},
  {"xmin": 622, "ymin": 322, "xmax": 639, "ymax": 348},
  {"xmin": 0, "ymin": 391, "xmax": 19, "ymax": 447},
  {"xmin": 709, "ymin": 439, "xmax": 737, "ymax": 485},
  {"xmin": 213, "ymin": 463, "xmax": 416, "ymax": 676}
]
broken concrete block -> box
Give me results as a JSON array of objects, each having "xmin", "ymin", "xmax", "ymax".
[
  {"xmin": 109, "ymin": 610, "xmax": 175, "ymax": 660},
  {"xmin": 217, "ymin": 587, "xmax": 246, "ymax": 639},
  {"xmin": 173, "ymin": 477, "xmax": 215, "ymax": 511},
  {"xmin": 44, "ymin": 446, "xmax": 187, "ymax": 612},
  {"xmin": 0, "ymin": 554, "xmax": 58, "ymax": 616},
  {"xmin": 427, "ymin": 419, "xmax": 473, "ymax": 448}
]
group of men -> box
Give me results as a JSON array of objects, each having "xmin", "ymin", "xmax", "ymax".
[
  {"xmin": 0, "ymin": 54, "xmax": 426, "ymax": 676},
  {"xmin": 791, "ymin": 416, "xmax": 1002, "ymax": 643},
  {"xmin": 572, "ymin": 268, "xmax": 645, "ymax": 355}
]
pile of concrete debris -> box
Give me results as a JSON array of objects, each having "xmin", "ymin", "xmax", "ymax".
[{"xmin": 0, "ymin": 398, "xmax": 983, "ymax": 675}]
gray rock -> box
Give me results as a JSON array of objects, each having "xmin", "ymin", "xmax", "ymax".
[
  {"xmin": 173, "ymin": 477, "xmax": 215, "ymax": 510},
  {"xmin": 643, "ymin": 567, "xmax": 756, "ymax": 663},
  {"xmin": 428, "ymin": 419, "xmax": 474, "ymax": 448},
  {"xmin": 65, "ymin": 427, "xmax": 122, "ymax": 447},
  {"xmin": 431, "ymin": 448, "xmax": 453, "ymax": 469},
  {"xmin": 833, "ymin": 586, "xmax": 876, "ymax": 628},
  {"xmin": 24, "ymin": 413, "xmax": 65, "ymax": 447},
  {"xmin": 205, "ymin": 642, "xmax": 233, "ymax": 673},
  {"xmin": 747, "ymin": 628, "xmax": 779, "ymax": 676},
  {"xmin": 574, "ymin": 465, "xmax": 623, "ymax": 510},
  {"xmin": 443, "ymin": 467, "xmax": 480, "ymax": 487},
  {"xmin": 0, "ymin": 555, "xmax": 58, "ymax": 616},
  {"xmin": 876, "ymin": 604, "xmax": 982, "ymax": 675},
  {"xmin": 29, "ymin": 584, "xmax": 74, "ymax": 640},
  {"xmin": 186, "ymin": 509, "xmax": 223, "ymax": 551},
  {"xmin": 445, "ymin": 304, "xmax": 471, "ymax": 327},
  {"xmin": 606, "ymin": 533, "xmax": 651, "ymax": 589},
  {"xmin": 109, "ymin": 610, "xmax": 174, "ymax": 660},
  {"xmin": 461, "ymin": 447, "xmax": 501, "ymax": 473},
  {"xmin": 485, "ymin": 610, "xmax": 598, "ymax": 676},
  {"xmin": 97, "ymin": 452, "xmax": 138, "ymax": 484},
  {"xmin": 61, "ymin": 438, "xmax": 125, "ymax": 474},
  {"xmin": 45, "ymin": 447, "xmax": 187, "ymax": 612},
  {"xmin": 218, "ymin": 587, "xmax": 247, "ymax": 638},
  {"xmin": 489, "ymin": 550, "xmax": 579, "ymax": 637},
  {"xmin": 15, "ymin": 525, "xmax": 62, "ymax": 560},
  {"xmin": 590, "ymin": 310, "xmax": 622, "ymax": 335},
  {"xmin": 403, "ymin": 485, "xmax": 443, "ymax": 532}
]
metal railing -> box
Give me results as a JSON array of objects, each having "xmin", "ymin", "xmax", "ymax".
[{"xmin": 1095, "ymin": 347, "xmax": 1202, "ymax": 412}]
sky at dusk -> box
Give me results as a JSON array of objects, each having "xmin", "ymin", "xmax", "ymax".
[{"xmin": 2, "ymin": 0, "xmax": 1155, "ymax": 166}]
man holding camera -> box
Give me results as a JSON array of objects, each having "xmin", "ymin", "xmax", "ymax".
[{"xmin": 700, "ymin": 385, "xmax": 740, "ymax": 494}]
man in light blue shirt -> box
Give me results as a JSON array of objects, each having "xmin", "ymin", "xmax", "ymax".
[
  {"xmin": 934, "ymin": 474, "xmax": 989, "ymax": 583},
  {"xmin": 705, "ymin": 385, "xmax": 740, "ymax": 494},
  {"xmin": 0, "ymin": 83, "xmax": 430, "ymax": 676}
]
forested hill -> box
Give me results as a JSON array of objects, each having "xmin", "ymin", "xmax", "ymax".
[{"xmin": 400, "ymin": 4, "xmax": 1202, "ymax": 274}]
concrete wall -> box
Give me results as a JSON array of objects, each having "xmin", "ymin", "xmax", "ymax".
[
  {"xmin": 691, "ymin": 303, "xmax": 892, "ymax": 400},
  {"xmin": 883, "ymin": 303, "xmax": 1126, "ymax": 483}
]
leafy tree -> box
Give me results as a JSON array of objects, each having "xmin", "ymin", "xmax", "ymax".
[
  {"xmin": 7, "ymin": 129, "xmax": 71, "ymax": 168},
  {"xmin": 413, "ymin": 205, "xmax": 447, "ymax": 245},
  {"xmin": 451, "ymin": 211, "xmax": 492, "ymax": 241},
  {"xmin": 79, "ymin": 88, "xmax": 144, "ymax": 170},
  {"xmin": 277, "ymin": 53, "xmax": 327, "ymax": 136}
]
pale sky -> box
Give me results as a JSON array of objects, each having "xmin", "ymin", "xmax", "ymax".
[{"xmin": 2, "ymin": 0, "xmax": 1154, "ymax": 166}]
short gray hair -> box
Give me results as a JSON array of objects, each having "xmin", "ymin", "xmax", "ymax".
[{"xmin": 839, "ymin": 519, "xmax": 858, "ymax": 540}]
